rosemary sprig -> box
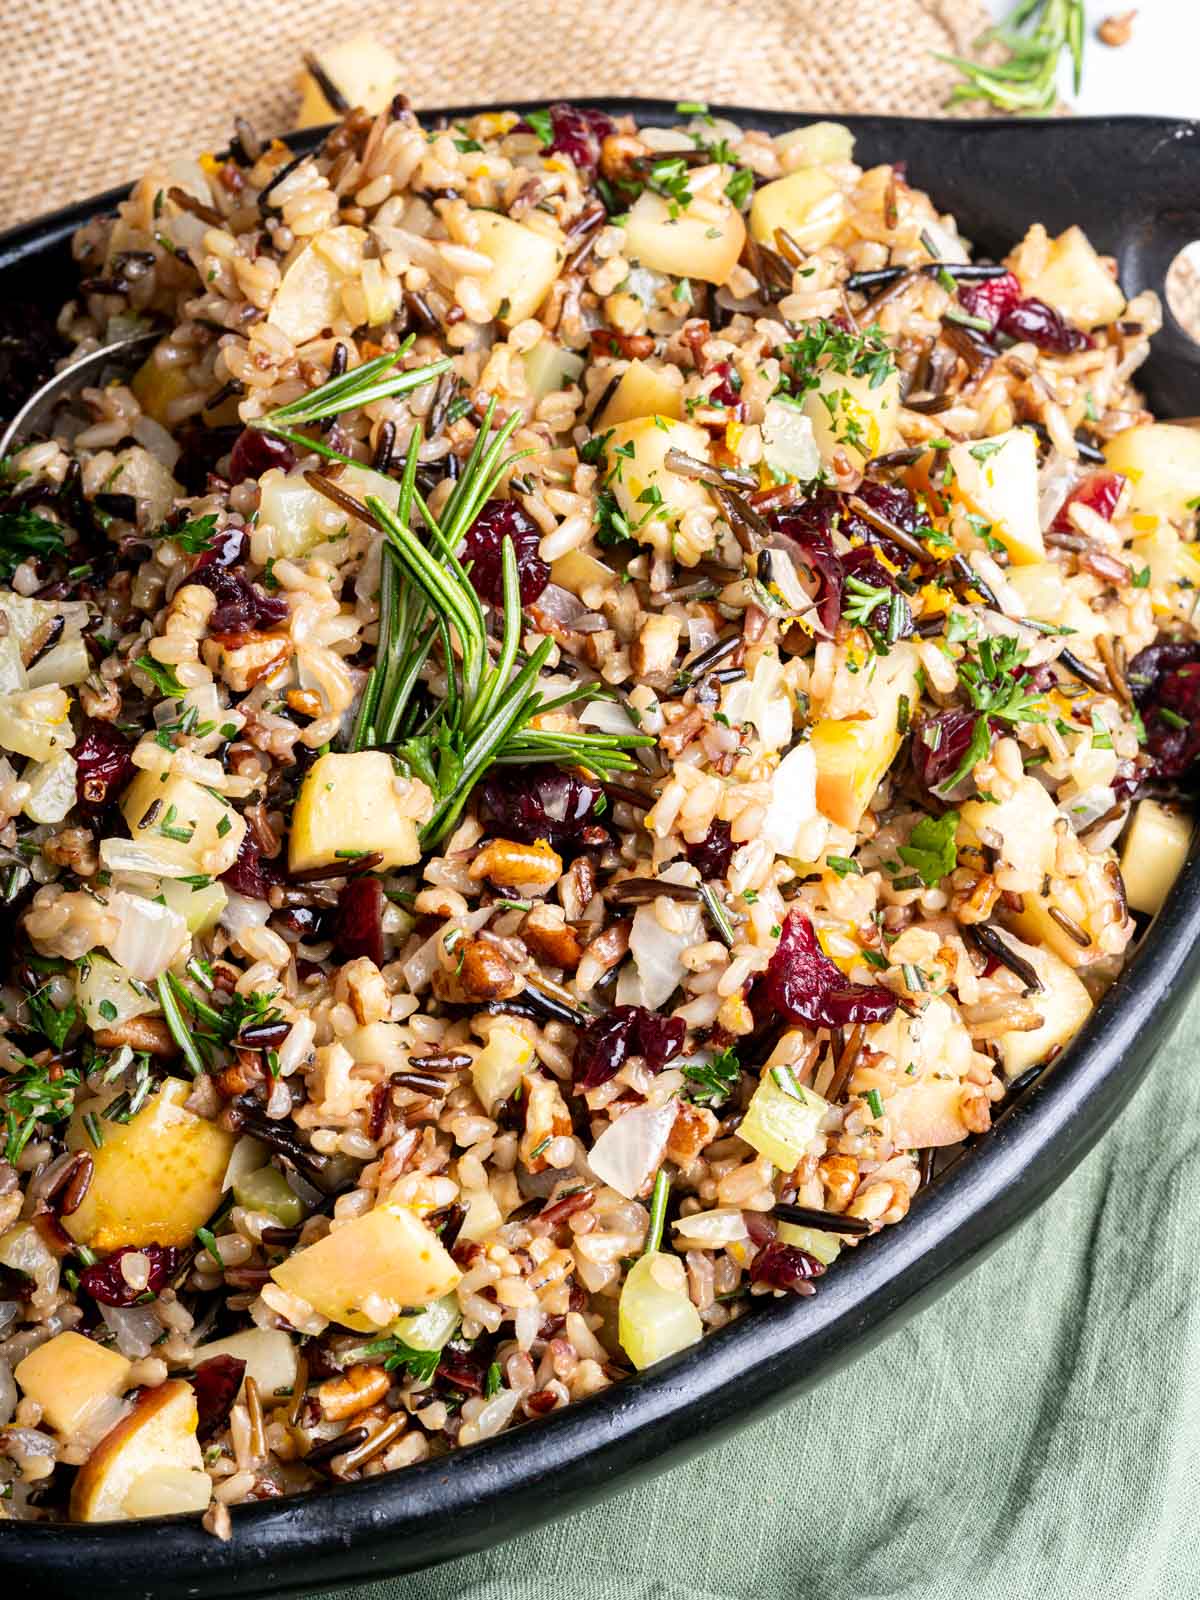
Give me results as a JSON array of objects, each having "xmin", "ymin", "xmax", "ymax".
[
  {"xmin": 249, "ymin": 341, "xmax": 454, "ymax": 463},
  {"xmin": 326, "ymin": 405, "xmax": 652, "ymax": 847},
  {"xmin": 939, "ymin": 0, "xmax": 1084, "ymax": 113}
]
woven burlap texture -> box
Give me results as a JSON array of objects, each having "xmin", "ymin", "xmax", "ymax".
[{"xmin": 4, "ymin": 0, "xmax": 991, "ymax": 227}]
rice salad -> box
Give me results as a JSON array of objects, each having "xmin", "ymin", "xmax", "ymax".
[{"xmin": 0, "ymin": 96, "xmax": 1196, "ymax": 1532}]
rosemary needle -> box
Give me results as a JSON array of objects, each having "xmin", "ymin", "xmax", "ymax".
[{"xmin": 938, "ymin": 0, "xmax": 1085, "ymax": 114}]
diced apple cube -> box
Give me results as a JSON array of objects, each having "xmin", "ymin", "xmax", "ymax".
[
  {"xmin": 595, "ymin": 358, "xmax": 683, "ymax": 429},
  {"xmin": 64, "ymin": 1079, "xmax": 236, "ymax": 1251},
  {"xmin": 288, "ymin": 750, "xmax": 421, "ymax": 872},
  {"xmin": 1103, "ymin": 422, "xmax": 1200, "ymax": 524},
  {"xmin": 776, "ymin": 121, "xmax": 855, "ymax": 169},
  {"xmin": 270, "ymin": 1203, "xmax": 461, "ymax": 1331},
  {"xmin": 268, "ymin": 226, "xmax": 366, "ymax": 344},
  {"xmin": 623, "ymin": 188, "xmax": 745, "ymax": 286},
  {"xmin": 70, "ymin": 1380, "xmax": 204, "ymax": 1523},
  {"xmin": 811, "ymin": 642, "xmax": 919, "ymax": 830},
  {"xmin": 961, "ymin": 776, "xmax": 1059, "ymax": 882},
  {"xmin": 0, "ymin": 686, "xmax": 76, "ymax": 763},
  {"xmin": 75, "ymin": 953, "xmax": 159, "ymax": 1032},
  {"xmin": 189, "ymin": 1328, "xmax": 299, "ymax": 1402},
  {"xmin": 472, "ymin": 1021, "xmax": 535, "ymax": 1111},
  {"xmin": 1120, "ymin": 799, "xmax": 1192, "ymax": 916},
  {"xmin": 604, "ymin": 416, "xmax": 715, "ymax": 564},
  {"xmin": 120, "ymin": 768, "xmax": 245, "ymax": 877},
  {"xmin": 885, "ymin": 1078, "xmax": 973, "ymax": 1148},
  {"xmin": 992, "ymin": 933, "xmax": 1093, "ymax": 1079},
  {"xmin": 468, "ymin": 211, "xmax": 562, "ymax": 323},
  {"xmin": 14, "ymin": 1332, "xmax": 132, "ymax": 1436},
  {"xmin": 1014, "ymin": 225, "xmax": 1126, "ymax": 330},
  {"xmin": 295, "ymin": 35, "xmax": 403, "ymax": 127},
  {"xmin": 945, "ymin": 429, "xmax": 1043, "ymax": 565},
  {"xmin": 550, "ymin": 547, "xmax": 618, "ymax": 595},
  {"xmin": 802, "ymin": 361, "xmax": 902, "ymax": 470},
  {"xmin": 158, "ymin": 876, "xmax": 227, "ymax": 934},
  {"xmin": 524, "ymin": 341, "xmax": 585, "ymax": 401},
  {"xmin": 750, "ymin": 168, "xmax": 847, "ymax": 252}
]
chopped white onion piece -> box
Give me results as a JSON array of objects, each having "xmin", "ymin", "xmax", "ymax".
[
  {"xmin": 587, "ymin": 1100, "xmax": 679, "ymax": 1200},
  {"xmin": 108, "ymin": 892, "xmax": 189, "ymax": 982},
  {"xmin": 100, "ymin": 837, "xmax": 198, "ymax": 879},
  {"xmin": 762, "ymin": 396, "xmax": 822, "ymax": 482},
  {"xmin": 760, "ymin": 742, "xmax": 818, "ymax": 855},
  {"xmin": 670, "ymin": 1207, "xmax": 751, "ymax": 1247}
]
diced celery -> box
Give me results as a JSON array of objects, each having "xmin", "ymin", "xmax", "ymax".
[
  {"xmin": 739, "ymin": 1073, "xmax": 829, "ymax": 1173},
  {"xmin": 776, "ymin": 1220, "xmax": 842, "ymax": 1265},
  {"xmin": 617, "ymin": 1252, "xmax": 703, "ymax": 1371},
  {"xmin": 233, "ymin": 1165, "xmax": 305, "ymax": 1227},
  {"xmin": 391, "ymin": 1294, "xmax": 462, "ymax": 1352}
]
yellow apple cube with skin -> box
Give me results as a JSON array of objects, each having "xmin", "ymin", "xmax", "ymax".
[
  {"xmin": 289, "ymin": 750, "xmax": 421, "ymax": 873},
  {"xmin": 595, "ymin": 358, "xmax": 683, "ymax": 430},
  {"xmin": 1103, "ymin": 422, "xmax": 1200, "ymax": 524},
  {"xmin": 64, "ymin": 1079, "xmax": 236, "ymax": 1252},
  {"xmin": 623, "ymin": 188, "xmax": 745, "ymax": 286},
  {"xmin": 70, "ymin": 1380, "xmax": 205, "ymax": 1523},
  {"xmin": 811, "ymin": 643, "xmax": 919, "ymax": 830},
  {"xmin": 1014, "ymin": 225, "xmax": 1126, "ymax": 330},
  {"xmin": 14, "ymin": 1332, "xmax": 132, "ymax": 1436},
  {"xmin": 468, "ymin": 211, "xmax": 562, "ymax": 323},
  {"xmin": 120, "ymin": 768, "xmax": 246, "ymax": 876},
  {"xmin": 945, "ymin": 429, "xmax": 1044, "ymax": 565},
  {"xmin": 750, "ymin": 167, "xmax": 847, "ymax": 252},
  {"xmin": 189, "ymin": 1328, "xmax": 299, "ymax": 1401},
  {"xmin": 1120, "ymin": 799, "xmax": 1193, "ymax": 916},
  {"xmin": 270, "ymin": 1204, "xmax": 461, "ymax": 1331}
]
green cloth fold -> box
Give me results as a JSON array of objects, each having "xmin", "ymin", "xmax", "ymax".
[{"xmin": 320, "ymin": 1004, "xmax": 1200, "ymax": 1600}]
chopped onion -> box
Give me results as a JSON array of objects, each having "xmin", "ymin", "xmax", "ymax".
[
  {"xmin": 132, "ymin": 414, "xmax": 181, "ymax": 472},
  {"xmin": 760, "ymin": 742, "xmax": 818, "ymax": 855},
  {"xmin": 531, "ymin": 583, "xmax": 588, "ymax": 625},
  {"xmin": 402, "ymin": 907, "xmax": 492, "ymax": 992},
  {"xmin": 222, "ymin": 1134, "xmax": 268, "ymax": 1193},
  {"xmin": 581, "ymin": 698, "xmax": 641, "ymax": 737},
  {"xmin": 26, "ymin": 635, "xmax": 90, "ymax": 691},
  {"xmin": 109, "ymin": 892, "xmax": 189, "ymax": 981},
  {"xmin": 588, "ymin": 1100, "xmax": 679, "ymax": 1199},
  {"xmin": 219, "ymin": 890, "xmax": 272, "ymax": 937},
  {"xmin": 617, "ymin": 862, "xmax": 704, "ymax": 1010},
  {"xmin": 722, "ymin": 649, "xmax": 792, "ymax": 753},
  {"xmin": 100, "ymin": 836, "xmax": 197, "ymax": 879},
  {"xmin": 22, "ymin": 752, "xmax": 78, "ymax": 825},
  {"xmin": 0, "ymin": 1302, "xmax": 20, "ymax": 1339},
  {"xmin": 99, "ymin": 1301, "xmax": 162, "ymax": 1360},
  {"xmin": 762, "ymin": 396, "xmax": 822, "ymax": 483},
  {"xmin": 670, "ymin": 1207, "xmax": 750, "ymax": 1247}
]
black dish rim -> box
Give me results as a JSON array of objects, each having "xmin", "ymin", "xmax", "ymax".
[{"xmin": 1, "ymin": 100, "xmax": 1199, "ymax": 1599}]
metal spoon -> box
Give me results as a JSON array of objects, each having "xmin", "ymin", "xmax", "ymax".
[{"xmin": 0, "ymin": 330, "xmax": 161, "ymax": 459}]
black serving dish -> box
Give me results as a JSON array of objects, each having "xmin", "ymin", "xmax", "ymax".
[{"xmin": 1, "ymin": 102, "xmax": 1198, "ymax": 1599}]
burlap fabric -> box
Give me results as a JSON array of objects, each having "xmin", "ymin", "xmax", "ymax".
[{"xmin": 4, "ymin": 0, "xmax": 992, "ymax": 227}]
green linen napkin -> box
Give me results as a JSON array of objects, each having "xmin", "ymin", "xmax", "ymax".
[{"xmin": 317, "ymin": 1000, "xmax": 1200, "ymax": 1600}]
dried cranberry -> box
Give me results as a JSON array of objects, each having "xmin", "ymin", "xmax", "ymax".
[
  {"xmin": 334, "ymin": 876, "xmax": 385, "ymax": 967},
  {"xmin": 1050, "ymin": 470, "xmax": 1126, "ymax": 534},
  {"xmin": 840, "ymin": 546, "xmax": 913, "ymax": 639},
  {"xmin": 573, "ymin": 1004, "xmax": 685, "ymax": 1090},
  {"xmin": 850, "ymin": 480, "xmax": 926, "ymax": 545},
  {"xmin": 1127, "ymin": 641, "xmax": 1200, "ymax": 707},
  {"xmin": 1134, "ymin": 652, "xmax": 1200, "ymax": 781},
  {"xmin": 685, "ymin": 819, "xmax": 736, "ymax": 879},
  {"xmin": 910, "ymin": 709, "xmax": 989, "ymax": 801},
  {"xmin": 542, "ymin": 103, "xmax": 615, "ymax": 176},
  {"xmin": 228, "ymin": 428, "xmax": 296, "ymax": 484},
  {"xmin": 78, "ymin": 1243, "xmax": 180, "ymax": 1306},
  {"xmin": 478, "ymin": 768, "xmax": 604, "ymax": 846},
  {"xmin": 221, "ymin": 832, "xmax": 283, "ymax": 900},
  {"xmin": 957, "ymin": 270, "xmax": 1021, "ymax": 328},
  {"xmin": 193, "ymin": 527, "xmax": 248, "ymax": 571},
  {"xmin": 191, "ymin": 1354, "xmax": 247, "ymax": 1441},
  {"xmin": 74, "ymin": 719, "xmax": 134, "ymax": 814},
  {"xmin": 461, "ymin": 499, "xmax": 549, "ymax": 606},
  {"xmin": 437, "ymin": 1344, "xmax": 488, "ymax": 1395},
  {"xmin": 707, "ymin": 361, "xmax": 742, "ymax": 409},
  {"xmin": 998, "ymin": 298, "xmax": 1092, "ymax": 354},
  {"xmin": 189, "ymin": 557, "xmax": 288, "ymax": 635},
  {"xmin": 749, "ymin": 1239, "xmax": 825, "ymax": 1293},
  {"xmin": 756, "ymin": 910, "xmax": 896, "ymax": 1030},
  {"xmin": 274, "ymin": 904, "xmax": 331, "ymax": 942}
]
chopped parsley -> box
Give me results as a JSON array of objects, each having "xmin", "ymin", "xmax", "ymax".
[
  {"xmin": 0, "ymin": 508, "xmax": 68, "ymax": 581},
  {"xmin": 682, "ymin": 1045, "xmax": 741, "ymax": 1106},
  {"xmin": 897, "ymin": 810, "xmax": 960, "ymax": 887}
]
